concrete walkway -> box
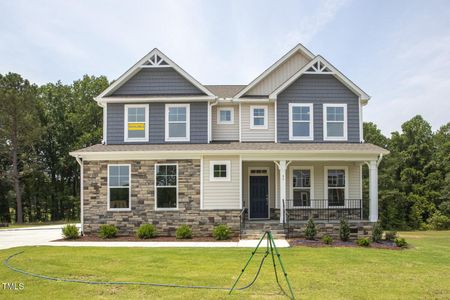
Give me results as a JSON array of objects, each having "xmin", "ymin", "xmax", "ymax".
[{"xmin": 0, "ymin": 225, "xmax": 290, "ymax": 250}]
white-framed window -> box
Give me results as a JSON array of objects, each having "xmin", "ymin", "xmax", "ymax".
[
  {"xmin": 323, "ymin": 104, "xmax": 347, "ymax": 141},
  {"xmin": 165, "ymin": 104, "xmax": 190, "ymax": 142},
  {"xmin": 155, "ymin": 164, "xmax": 178, "ymax": 210},
  {"xmin": 210, "ymin": 161, "xmax": 231, "ymax": 181},
  {"xmin": 290, "ymin": 167, "xmax": 313, "ymax": 207},
  {"xmin": 217, "ymin": 107, "xmax": 234, "ymax": 124},
  {"xmin": 107, "ymin": 164, "xmax": 131, "ymax": 211},
  {"xmin": 289, "ymin": 103, "xmax": 313, "ymax": 140},
  {"xmin": 324, "ymin": 166, "xmax": 348, "ymax": 207},
  {"xmin": 124, "ymin": 104, "xmax": 149, "ymax": 142},
  {"xmin": 250, "ymin": 105, "xmax": 268, "ymax": 129}
]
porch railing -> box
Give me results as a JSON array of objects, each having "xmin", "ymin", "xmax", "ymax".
[{"xmin": 284, "ymin": 199, "xmax": 363, "ymax": 221}]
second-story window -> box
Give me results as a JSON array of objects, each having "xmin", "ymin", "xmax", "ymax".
[
  {"xmin": 250, "ymin": 105, "xmax": 268, "ymax": 129},
  {"xmin": 217, "ymin": 107, "xmax": 234, "ymax": 124},
  {"xmin": 323, "ymin": 104, "xmax": 347, "ymax": 141},
  {"xmin": 124, "ymin": 104, "xmax": 149, "ymax": 142},
  {"xmin": 165, "ymin": 104, "xmax": 190, "ymax": 142},
  {"xmin": 289, "ymin": 103, "xmax": 313, "ymax": 140}
]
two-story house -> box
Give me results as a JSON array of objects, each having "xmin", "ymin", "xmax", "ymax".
[{"xmin": 70, "ymin": 44, "xmax": 388, "ymax": 239}]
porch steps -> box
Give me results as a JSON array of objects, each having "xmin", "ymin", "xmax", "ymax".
[{"xmin": 240, "ymin": 222, "xmax": 287, "ymax": 240}]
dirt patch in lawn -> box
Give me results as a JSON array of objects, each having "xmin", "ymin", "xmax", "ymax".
[
  {"xmin": 289, "ymin": 239, "xmax": 404, "ymax": 250},
  {"xmin": 53, "ymin": 235, "xmax": 239, "ymax": 242}
]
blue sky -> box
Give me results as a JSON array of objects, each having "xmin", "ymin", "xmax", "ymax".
[{"xmin": 1, "ymin": 0, "xmax": 449, "ymax": 135}]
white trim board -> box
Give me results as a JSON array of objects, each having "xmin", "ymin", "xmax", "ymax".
[
  {"xmin": 209, "ymin": 160, "xmax": 231, "ymax": 182},
  {"xmin": 288, "ymin": 166, "xmax": 314, "ymax": 208},
  {"xmin": 124, "ymin": 104, "xmax": 149, "ymax": 142},
  {"xmin": 323, "ymin": 103, "xmax": 348, "ymax": 141},
  {"xmin": 107, "ymin": 164, "xmax": 132, "ymax": 212},
  {"xmin": 269, "ymin": 55, "xmax": 370, "ymax": 102},
  {"xmin": 288, "ymin": 103, "xmax": 314, "ymax": 141},
  {"xmin": 96, "ymin": 48, "xmax": 215, "ymax": 100},
  {"xmin": 165, "ymin": 103, "xmax": 190, "ymax": 142},
  {"xmin": 154, "ymin": 163, "xmax": 179, "ymax": 211},
  {"xmin": 249, "ymin": 105, "xmax": 268, "ymax": 130},
  {"xmin": 247, "ymin": 167, "xmax": 271, "ymax": 220}
]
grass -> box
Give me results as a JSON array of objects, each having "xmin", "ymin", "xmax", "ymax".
[{"xmin": 0, "ymin": 231, "xmax": 449, "ymax": 299}]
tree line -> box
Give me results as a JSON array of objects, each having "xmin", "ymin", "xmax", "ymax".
[{"xmin": 0, "ymin": 72, "xmax": 449, "ymax": 229}]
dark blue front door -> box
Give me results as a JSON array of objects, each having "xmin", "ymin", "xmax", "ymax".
[{"xmin": 249, "ymin": 175, "xmax": 269, "ymax": 219}]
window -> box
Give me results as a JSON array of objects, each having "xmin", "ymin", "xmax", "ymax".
[
  {"xmin": 217, "ymin": 107, "xmax": 234, "ymax": 124},
  {"xmin": 289, "ymin": 103, "xmax": 313, "ymax": 140},
  {"xmin": 108, "ymin": 165, "xmax": 131, "ymax": 210},
  {"xmin": 291, "ymin": 168, "xmax": 312, "ymax": 207},
  {"xmin": 124, "ymin": 104, "xmax": 149, "ymax": 142},
  {"xmin": 165, "ymin": 104, "xmax": 190, "ymax": 141},
  {"xmin": 250, "ymin": 105, "xmax": 268, "ymax": 129},
  {"xmin": 155, "ymin": 164, "xmax": 177, "ymax": 209},
  {"xmin": 326, "ymin": 167, "xmax": 347, "ymax": 207},
  {"xmin": 323, "ymin": 104, "xmax": 347, "ymax": 140},
  {"xmin": 210, "ymin": 161, "xmax": 231, "ymax": 181}
]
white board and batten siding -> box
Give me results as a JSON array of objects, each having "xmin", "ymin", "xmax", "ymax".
[
  {"xmin": 246, "ymin": 51, "xmax": 311, "ymax": 96},
  {"xmin": 240, "ymin": 103, "xmax": 275, "ymax": 142},
  {"xmin": 202, "ymin": 156, "xmax": 241, "ymax": 209},
  {"xmin": 211, "ymin": 105, "xmax": 239, "ymax": 141}
]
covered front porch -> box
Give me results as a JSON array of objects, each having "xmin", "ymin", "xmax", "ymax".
[{"xmin": 240, "ymin": 155, "xmax": 381, "ymax": 226}]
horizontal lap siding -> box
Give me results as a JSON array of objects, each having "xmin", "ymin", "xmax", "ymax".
[
  {"xmin": 112, "ymin": 68, "xmax": 205, "ymax": 96},
  {"xmin": 202, "ymin": 156, "xmax": 240, "ymax": 209},
  {"xmin": 241, "ymin": 103, "xmax": 275, "ymax": 142},
  {"xmin": 107, "ymin": 102, "xmax": 208, "ymax": 144},
  {"xmin": 211, "ymin": 105, "xmax": 239, "ymax": 141},
  {"xmin": 277, "ymin": 74, "xmax": 360, "ymax": 143},
  {"xmin": 286, "ymin": 161, "xmax": 362, "ymax": 200}
]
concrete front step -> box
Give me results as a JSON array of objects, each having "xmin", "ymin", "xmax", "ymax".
[{"xmin": 240, "ymin": 229, "xmax": 286, "ymax": 240}]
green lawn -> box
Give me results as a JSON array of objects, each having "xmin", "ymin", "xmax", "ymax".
[{"xmin": 0, "ymin": 231, "xmax": 449, "ymax": 299}]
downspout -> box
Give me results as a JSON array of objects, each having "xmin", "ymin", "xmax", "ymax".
[
  {"xmin": 208, "ymin": 99, "xmax": 219, "ymax": 143},
  {"xmin": 75, "ymin": 156, "xmax": 84, "ymax": 235}
]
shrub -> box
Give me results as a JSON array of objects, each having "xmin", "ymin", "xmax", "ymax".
[
  {"xmin": 357, "ymin": 237, "xmax": 370, "ymax": 247},
  {"xmin": 339, "ymin": 218, "xmax": 350, "ymax": 241},
  {"xmin": 395, "ymin": 237, "xmax": 408, "ymax": 248},
  {"xmin": 372, "ymin": 222, "xmax": 383, "ymax": 242},
  {"xmin": 428, "ymin": 212, "xmax": 450, "ymax": 230},
  {"xmin": 322, "ymin": 234, "xmax": 333, "ymax": 245},
  {"xmin": 137, "ymin": 224, "xmax": 157, "ymax": 239},
  {"xmin": 176, "ymin": 225, "xmax": 192, "ymax": 239},
  {"xmin": 62, "ymin": 224, "xmax": 79, "ymax": 240},
  {"xmin": 212, "ymin": 224, "xmax": 231, "ymax": 240},
  {"xmin": 98, "ymin": 224, "xmax": 118, "ymax": 239},
  {"xmin": 304, "ymin": 218, "xmax": 316, "ymax": 240},
  {"xmin": 385, "ymin": 231, "xmax": 397, "ymax": 241}
]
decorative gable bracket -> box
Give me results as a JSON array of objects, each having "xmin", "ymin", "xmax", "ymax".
[
  {"xmin": 141, "ymin": 53, "xmax": 169, "ymax": 68},
  {"xmin": 304, "ymin": 61, "xmax": 332, "ymax": 74}
]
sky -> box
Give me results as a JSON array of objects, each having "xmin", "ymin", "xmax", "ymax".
[{"xmin": 1, "ymin": 0, "xmax": 449, "ymax": 135}]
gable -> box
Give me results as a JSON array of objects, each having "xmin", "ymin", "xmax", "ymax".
[
  {"xmin": 246, "ymin": 51, "xmax": 312, "ymax": 96},
  {"xmin": 111, "ymin": 67, "xmax": 205, "ymax": 96}
]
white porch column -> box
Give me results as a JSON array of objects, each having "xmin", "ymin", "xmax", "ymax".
[
  {"xmin": 277, "ymin": 160, "xmax": 287, "ymax": 224},
  {"xmin": 369, "ymin": 160, "xmax": 378, "ymax": 222}
]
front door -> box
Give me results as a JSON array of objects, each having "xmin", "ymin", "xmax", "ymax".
[{"xmin": 249, "ymin": 175, "xmax": 269, "ymax": 219}]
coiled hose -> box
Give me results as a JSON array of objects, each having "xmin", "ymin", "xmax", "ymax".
[{"xmin": 3, "ymin": 250, "xmax": 269, "ymax": 291}]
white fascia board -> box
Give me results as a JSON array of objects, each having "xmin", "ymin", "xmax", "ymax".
[
  {"xmin": 98, "ymin": 96, "xmax": 215, "ymax": 104},
  {"xmin": 234, "ymin": 43, "xmax": 315, "ymax": 98},
  {"xmin": 96, "ymin": 48, "xmax": 215, "ymax": 101},
  {"xmin": 70, "ymin": 149, "xmax": 386, "ymax": 161},
  {"xmin": 269, "ymin": 55, "xmax": 371, "ymax": 102}
]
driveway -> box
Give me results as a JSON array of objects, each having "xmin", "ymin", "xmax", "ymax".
[
  {"xmin": 0, "ymin": 224, "xmax": 73, "ymax": 250},
  {"xmin": 0, "ymin": 224, "xmax": 290, "ymax": 249}
]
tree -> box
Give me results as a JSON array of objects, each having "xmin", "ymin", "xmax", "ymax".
[{"xmin": 0, "ymin": 73, "xmax": 41, "ymax": 223}]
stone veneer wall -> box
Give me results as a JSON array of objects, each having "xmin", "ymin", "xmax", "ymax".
[
  {"xmin": 288, "ymin": 221, "xmax": 374, "ymax": 240},
  {"xmin": 83, "ymin": 160, "xmax": 240, "ymax": 236}
]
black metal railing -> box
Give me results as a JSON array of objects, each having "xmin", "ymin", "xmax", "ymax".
[
  {"xmin": 239, "ymin": 207, "xmax": 247, "ymax": 238},
  {"xmin": 284, "ymin": 199, "xmax": 363, "ymax": 222}
]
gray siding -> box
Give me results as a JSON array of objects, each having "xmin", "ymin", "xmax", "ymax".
[
  {"xmin": 277, "ymin": 74, "xmax": 360, "ymax": 143},
  {"xmin": 107, "ymin": 102, "xmax": 208, "ymax": 144},
  {"xmin": 112, "ymin": 68, "xmax": 205, "ymax": 96}
]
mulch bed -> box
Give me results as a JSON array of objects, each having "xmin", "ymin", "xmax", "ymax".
[
  {"xmin": 53, "ymin": 235, "xmax": 239, "ymax": 242},
  {"xmin": 289, "ymin": 239, "xmax": 403, "ymax": 250}
]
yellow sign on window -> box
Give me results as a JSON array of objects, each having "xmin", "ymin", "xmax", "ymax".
[{"xmin": 128, "ymin": 123, "xmax": 145, "ymax": 131}]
